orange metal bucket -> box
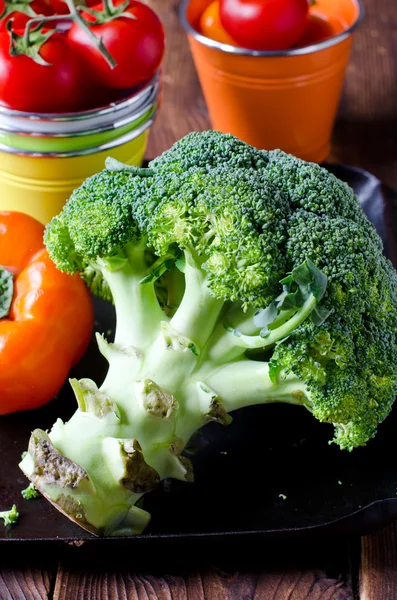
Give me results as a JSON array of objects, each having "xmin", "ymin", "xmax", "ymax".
[{"xmin": 181, "ymin": 0, "xmax": 363, "ymax": 163}]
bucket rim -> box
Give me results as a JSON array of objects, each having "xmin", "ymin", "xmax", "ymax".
[
  {"xmin": 0, "ymin": 72, "xmax": 160, "ymax": 124},
  {"xmin": 0, "ymin": 108, "xmax": 156, "ymax": 158},
  {"xmin": 179, "ymin": 0, "xmax": 364, "ymax": 57},
  {"xmin": 0, "ymin": 86, "xmax": 159, "ymax": 139}
]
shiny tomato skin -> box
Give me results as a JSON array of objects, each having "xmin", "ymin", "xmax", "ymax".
[
  {"xmin": 47, "ymin": 0, "xmax": 71, "ymax": 14},
  {"xmin": 0, "ymin": 31, "xmax": 83, "ymax": 112},
  {"xmin": 199, "ymin": 0, "xmax": 237, "ymax": 45},
  {"xmin": 293, "ymin": 13, "xmax": 335, "ymax": 48},
  {"xmin": 219, "ymin": 0, "xmax": 309, "ymax": 51},
  {"xmin": 67, "ymin": 0, "xmax": 165, "ymax": 89},
  {"xmin": 0, "ymin": 12, "xmax": 29, "ymax": 31}
]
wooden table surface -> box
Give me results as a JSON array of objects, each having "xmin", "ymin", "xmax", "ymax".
[{"xmin": 1, "ymin": 0, "xmax": 397, "ymax": 598}]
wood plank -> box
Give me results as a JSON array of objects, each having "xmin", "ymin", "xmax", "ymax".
[
  {"xmin": 52, "ymin": 563, "xmax": 354, "ymax": 600},
  {"xmin": 145, "ymin": 0, "xmax": 210, "ymax": 159},
  {"xmin": 0, "ymin": 560, "xmax": 53, "ymax": 600},
  {"xmin": 316, "ymin": 0, "xmax": 397, "ymax": 189},
  {"xmin": 360, "ymin": 522, "xmax": 397, "ymax": 600},
  {"xmin": 51, "ymin": 539, "xmax": 356, "ymax": 600}
]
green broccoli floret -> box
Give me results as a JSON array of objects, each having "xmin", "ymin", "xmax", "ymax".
[
  {"xmin": 0, "ymin": 505, "xmax": 19, "ymax": 527},
  {"xmin": 21, "ymin": 131, "xmax": 397, "ymax": 538},
  {"xmin": 21, "ymin": 483, "xmax": 40, "ymax": 499},
  {"xmin": 264, "ymin": 150, "xmax": 382, "ymax": 241},
  {"xmin": 149, "ymin": 130, "xmax": 268, "ymax": 173},
  {"xmin": 135, "ymin": 167, "xmax": 291, "ymax": 308}
]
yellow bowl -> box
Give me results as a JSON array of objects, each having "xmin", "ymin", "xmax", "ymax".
[
  {"xmin": 0, "ymin": 75, "xmax": 160, "ymax": 224},
  {"xmin": 0, "ymin": 132, "xmax": 149, "ymax": 225}
]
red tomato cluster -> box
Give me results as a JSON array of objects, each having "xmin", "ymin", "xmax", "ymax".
[
  {"xmin": 199, "ymin": 0, "xmax": 334, "ymax": 51},
  {"xmin": 0, "ymin": 0, "xmax": 165, "ymax": 113}
]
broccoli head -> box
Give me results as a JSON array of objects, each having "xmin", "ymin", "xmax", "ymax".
[{"xmin": 21, "ymin": 131, "xmax": 397, "ymax": 537}]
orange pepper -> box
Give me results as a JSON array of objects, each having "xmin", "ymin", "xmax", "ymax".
[{"xmin": 0, "ymin": 211, "xmax": 94, "ymax": 415}]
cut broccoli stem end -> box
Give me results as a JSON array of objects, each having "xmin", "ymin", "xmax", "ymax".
[
  {"xmin": 18, "ymin": 349, "xmax": 311, "ymax": 537},
  {"xmin": 18, "ymin": 430, "xmax": 154, "ymax": 537}
]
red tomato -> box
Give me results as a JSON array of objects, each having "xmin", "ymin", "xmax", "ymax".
[
  {"xmin": 199, "ymin": 0, "xmax": 237, "ymax": 45},
  {"xmin": 0, "ymin": 0, "xmax": 53, "ymax": 33},
  {"xmin": 67, "ymin": 0, "xmax": 165, "ymax": 89},
  {"xmin": 0, "ymin": 30, "xmax": 83, "ymax": 112},
  {"xmin": 219, "ymin": 0, "xmax": 309, "ymax": 51},
  {"xmin": 47, "ymin": 0, "xmax": 71, "ymax": 14},
  {"xmin": 293, "ymin": 13, "xmax": 336, "ymax": 48}
]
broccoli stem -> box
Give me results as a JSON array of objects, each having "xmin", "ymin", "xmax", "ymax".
[
  {"xmin": 169, "ymin": 250, "xmax": 224, "ymax": 349},
  {"xmin": 221, "ymin": 304, "xmax": 259, "ymax": 335},
  {"xmin": 231, "ymin": 295, "xmax": 317, "ymax": 349},
  {"xmin": 206, "ymin": 361, "xmax": 308, "ymax": 411},
  {"xmin": 175, "ymin": 360, "xmax": 309, "ymax": 444},
  {"xmin": 200, "ymin": 321, "xmax": 247, "ymax": 367},
  {"xmin": 103, "ymin": 242, "xmax": 166, "ymax": 350},
  {"xmin": 205, "ymin": 294, "xmax": 318, "ymax": 366}
]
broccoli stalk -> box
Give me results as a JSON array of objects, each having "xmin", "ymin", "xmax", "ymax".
[
  {"xmin": 21, "ymin": 251, "xmax": 321, "ymax": 536},
  {"xmin": 19, "ymin": 131, "xmax": 397, "ymax": 537}
]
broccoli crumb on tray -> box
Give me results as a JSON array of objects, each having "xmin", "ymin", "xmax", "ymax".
[
  {"xmin": 19, "ymin": 131, "xmax": 397, "ymax": 537},
  {"xmin": 21, "ymin": 483, "xmax": 41, "ymax": 500},
  {"xmin": 0, "ymin": 505, "xmax": 19, "ymax": 527}
]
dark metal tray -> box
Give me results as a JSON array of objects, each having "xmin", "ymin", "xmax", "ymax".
[{"xmin": 1, "ymin": 164, "xmax": 397, "ymax": 548}]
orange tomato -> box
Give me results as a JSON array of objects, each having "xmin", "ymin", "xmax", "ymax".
[
  {"xmin": 199, "ymin": 0, "xmax": 238, "ymax": 46},
  {"xmin": 0, "ymin": 211, "xmax": 94, "ymax": 415}
]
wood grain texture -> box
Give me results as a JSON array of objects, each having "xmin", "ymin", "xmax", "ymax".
[
  {"xmin": 49, "ymin": 539, "xmax": 357, "ymax": 600},
  {"xmin": 327, "ymin": 0, "xmax": 397, "ymax": 189},
  {"xmin": 0, "ymin": 561, "xmax": 53, "ymax": 600},
  {"xmin": 361, "ymin": 522, "xmax": 397, "ymax": 600},
  {"xmin": 51, "ymin": 562, "xmax": 353, "ymax": 600},
  {"xmin": 145, "ymin": 0, "xmax": 210, "ymax": 159}
]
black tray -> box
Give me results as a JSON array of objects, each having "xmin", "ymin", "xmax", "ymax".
[{"xmin": 1, "ymin": 164, "xmax": 397, "ymax": 548}]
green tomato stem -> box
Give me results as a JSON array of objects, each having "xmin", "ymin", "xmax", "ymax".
[{"xmin": 64, "ymin": 0, "xmax": 117, "ymax": 68}]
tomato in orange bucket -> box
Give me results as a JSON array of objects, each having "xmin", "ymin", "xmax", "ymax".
[
  {"xmin": 180, "ymin": 0, "xmax": 364, "ymax": 163},
  {"xmin": 294, "ymin": 12, "xmax": 341, "ymax": 47},
  {"xmin": 219, "ymin": 0, "xmax": 310, "ymax": 51},
  {"xmin": 199, "ymin": 0, "xmax": 236, "ymax": 46}
]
